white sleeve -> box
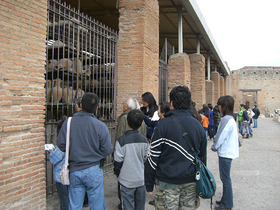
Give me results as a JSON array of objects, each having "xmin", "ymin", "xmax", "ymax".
[{"xmin": 151, "ymin": 111, "xmax": 160, "ymax": 121}]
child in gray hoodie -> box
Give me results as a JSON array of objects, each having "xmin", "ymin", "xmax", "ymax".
[{"xmin": 114, "ymin": 109, "xmax": 149, "ymax": 210}]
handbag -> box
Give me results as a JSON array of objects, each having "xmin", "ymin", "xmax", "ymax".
[
  {"xmin": 195, "ymin": 156, "xmax": 216, "ymax": 199},
  {"xmin": 59, "ymin": 117, "xmax": 72, "ymax": 185},
  {"xmin": 171, "ymin": 116, "xmax": 216, "ymax": 208}
]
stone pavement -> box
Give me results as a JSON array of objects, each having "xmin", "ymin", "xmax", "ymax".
[{"xmin": 47, "ymin": 117, "xmax": 280, "ymax": 210}]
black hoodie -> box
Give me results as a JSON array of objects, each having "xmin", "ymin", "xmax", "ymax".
[{"xmin": 144, "ymin": 109, "xmax": 207, "ymax": 192}]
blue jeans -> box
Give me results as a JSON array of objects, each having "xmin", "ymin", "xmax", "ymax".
[
  {"xmin": 56, "ymin": 182, "xmax": 68, "ymax": 210},
  {"xmin": 253, "ymin": 118, "xmax": 258, "ymax": 128},
  {"xmin": 219, "ymin": 157, "xmax": 233, "ymax": 208},
  {"xmin": 248, "ymin": 122, "xmax": 253, "ymax": 136},
  {"xmin": 238, "ymin": 121, "xmax": 243, "ymax": 134},
  {"xmin": 208, "ymin": 125, "xmax": 215, "ymax": 139},
  {"xmin": 203, "ymin": 127, "xmax": 208, "ymax": 140},
  {"xmin": 214, "ymin": 124, "xmax": 218, "ymax": 136},
  {"xmin": 69, "ymin": 165, "xmax": 105, "ymax": 210}
]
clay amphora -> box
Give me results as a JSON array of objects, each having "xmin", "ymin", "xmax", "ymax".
[
  {"xmin": 63, "ymin": 86, "xmax": 75, "ymax": 103},
  {"xmin": 52, "ymin": 78, "xmax": 63, "ymax": 103},
  {"xmin": 46, "ymin": 80, "xmax": 52, "ymax": 102}
]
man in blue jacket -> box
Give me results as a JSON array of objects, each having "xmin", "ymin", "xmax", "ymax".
[
  {"xmin": 145, "ymin": 86, "xmax": 207, "ymax": 209},
  {"xmin": 57, "ymin": 92, "xmax": 113, "ymax": 210}
]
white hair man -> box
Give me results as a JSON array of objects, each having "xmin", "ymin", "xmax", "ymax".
[{"xmin": 116, "ymin": 97, "xmax": 146, "ymax": 140}]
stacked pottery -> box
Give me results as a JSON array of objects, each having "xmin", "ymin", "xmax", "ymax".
[
  {"xmin": 72, "ymin": 58, "xmax": 83, "ymax": 75},
  {"xmin": 92, "ymin": 79, "xmax": 100, "ymax": 87},
  {"xmin": 58, "ymin": 58, "xmax": 73, "ymax": 70},
  {"xmin": 76, "ymin": 88, "xmax": 85, "ymax": 99},
  {"xmin": 47, "ymin": 60, "xmax": 58, "ymax": 70},
  {"xmin": 63, "ymin": 86, "xmax": 75, "ymax": 103},
  {"xmin": 46, "ymin": 80, "xmax": 52, "ymax": 103},
  {"xmin": 52, "ymin": 78, "xmax": 63, "ymax": 103}
]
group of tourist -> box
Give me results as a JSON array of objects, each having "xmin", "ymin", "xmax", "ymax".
[
  {"xmin": 238, "ymin": 104, "xmax": 260, "ymax": 138},
  {"xmin": 49, "ymin": 85, "xmax": 246, "ymax": 210}
]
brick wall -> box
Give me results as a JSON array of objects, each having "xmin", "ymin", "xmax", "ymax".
[
  {"xmin": 211, "ymin": 71, "xmax": 220, "ymax": 104},
  {"xmin": 224, "ymin": 76, "xmax": 228, "ymax": 95},
  {"xmin": 220, "ymin": 76, "xmax": 224, "ymax": 96},
  {"xmin": 168, "ymin": 53, "xmax": 191, "ymax": 94},
  {"xmin": 117, "ymin": 0, "xmax": 159, "ymax": 117},
  {"xmin": 231, "ymin": 67, "xmax": 280, "ymax": 115},
  {"xmin": 190, "ymin": 53, "xmax": 205, "ymax": 109},
  {"xmin": 206, "ymin": 80, "xmax": 214, "ymax": 106},
  {"xmin": 0, "ymin": 0, "xmax": 47, "ymax": 209}
]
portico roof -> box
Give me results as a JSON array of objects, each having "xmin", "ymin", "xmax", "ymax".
[{"xmin": 64, "ymin": 0, "xmax": 230, "ymax": 76}]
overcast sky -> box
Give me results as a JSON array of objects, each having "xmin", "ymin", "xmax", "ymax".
[{"xmin": 195, "ymin": 0, "xmax": 280, "ymax": 70}]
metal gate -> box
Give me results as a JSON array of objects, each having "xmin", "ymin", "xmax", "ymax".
[
  {"xmin": 159, "ymin": 38, "xmax": 174, "ymax": 103},
  {"xmin": 45, "ymin": 0, "xmax": 118, "ymax": 198},
  {"xmin": 159, "ymin": 59, "xmax": 168, "ymax": 103}
]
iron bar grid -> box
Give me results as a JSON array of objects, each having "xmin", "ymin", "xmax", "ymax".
[{"xmin": 45, "ymin": 0, "xmax": 118, "ymax": 198}]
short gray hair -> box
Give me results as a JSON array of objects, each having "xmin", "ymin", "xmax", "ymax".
[{"xmin": 125, "ymin": 97, "xmax": 140, "ymax": 110}]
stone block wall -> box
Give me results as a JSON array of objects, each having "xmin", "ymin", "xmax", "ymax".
[
  {"xmin": 231, "ymin": 67, "xmax": 280, "ymax": 115},
  {"xmin": 0, "ymin": 0, "xmax": 48, "ymax": 209},
  {"xmin": 117, "ymin": 0, "xmax": 159, "ymax": 117}
]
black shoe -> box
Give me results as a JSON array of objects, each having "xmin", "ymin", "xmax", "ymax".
[
  {"xmin": 214, "ymin": 205, "xmax": 232, "ymax": 210},
  {"xmin": 216, "ymin": 200, "xmax": 222, "ymax": 205},
  {"xmin": 149, "ymin": 200, "xmax": 155, "ymax": 206},
  {"xmin": 118, "ymin": 203, "xmax": 122, "ymax": 210}
]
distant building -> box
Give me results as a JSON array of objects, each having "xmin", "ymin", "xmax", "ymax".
[{"xmin": 229, "ymin": 66, "xmax": 280, "ymax": 116}]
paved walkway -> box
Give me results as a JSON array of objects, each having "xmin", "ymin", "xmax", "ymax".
[{"xmin": 48, "ymin": 117, "xmax": 280, "ymax": 210}]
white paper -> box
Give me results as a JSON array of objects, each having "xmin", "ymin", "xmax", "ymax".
[{"xmin": 44, "ymin": 144, "xmax": 55, "ymax": 151}]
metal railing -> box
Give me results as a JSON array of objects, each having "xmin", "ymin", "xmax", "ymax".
[{"xmin": 45, "ymin": 0, "xmax": 118, "ymax": 198}]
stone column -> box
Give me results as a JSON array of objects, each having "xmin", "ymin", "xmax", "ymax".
[
  {"xmin": 190, "ymin": 53, "xmax": 205, "ymax": 108},
  {"xmin": 220, "ymin": 76, "xmax": 225, "ymax": 96},
  {"xmin": 224, "ymin": 75, "xmax": 228, "ymax": 95},
  {"xmin": 211, "ymin": 71, "xmax": 220, "ymax": 104},
  {"xmin": 117, "ymin": 0, "xmax": 159, "ymax": 117},
  {"xmin": 206, "ymin": 80, "xmax": 214, "ymax": 106},
  {"xmin": 168, "ymin": 53, "xmax": 191, "ymax": 95}
]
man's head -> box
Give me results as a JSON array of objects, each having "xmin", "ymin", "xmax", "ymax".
[
  {"xmin": 82, "ymin": 93, "xmax": 99, "ymax": 113},
  {"xmin": 170, "ymin": 86, "xmax": 192, "ymax": 109},
  {"xmin": 75, "ymin": 97, "xmax": 82, "ymax": 112},
  {"xmin": 123, "ymin": 97, "xmax": 140, "ymax": 112},
  {"xmin": 127, "ymin": 109, "xmax": 144, "ymax": 130}
]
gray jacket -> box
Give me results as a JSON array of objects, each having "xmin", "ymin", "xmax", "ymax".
[
  {"xmin": 114, "ymin": 130, "xmax": 149, "ymax": 188},
  {"xmin": 57, "ymin": 111, "xmax": 113, "ymax": 172}
]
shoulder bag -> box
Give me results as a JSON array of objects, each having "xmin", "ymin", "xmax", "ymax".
[
  {"xmin": 171, "ymin": 116, "xmax": 216, "ymax": 209},
  {"xmin": 59, "ymin": 117, "xmax": 72, "ymax": 185}
]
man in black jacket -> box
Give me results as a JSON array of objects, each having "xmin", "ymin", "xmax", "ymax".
[
  {"xmin": 252, "ymin": 105, "xmax": 260, "ymax": 128},
  {"xmin": 144, "ymin": 86, "xmax": 207, "ymax": 209}
]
